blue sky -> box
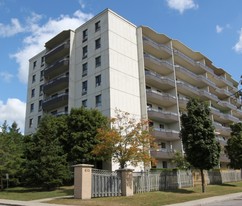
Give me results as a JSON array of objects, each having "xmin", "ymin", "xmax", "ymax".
[{"xmin": 0, "ymin": 0, "xmax": 242, "ymax": 132}]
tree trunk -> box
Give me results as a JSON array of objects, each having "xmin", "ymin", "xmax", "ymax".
[{"xmin": 200, "ymin": 169, "xmax": 205, "ymax": 193}]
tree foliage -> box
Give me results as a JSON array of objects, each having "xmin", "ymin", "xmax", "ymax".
[
  {"xmin": 60, "ymin": 107, "xmax": 108, "ymax": 165},
  {"xmin": 171, "ymin": 151, "xmax": 190, "ymax": 170},
  {"xmin": 92, "ymin": 109, "xmax": 157, "ymax": 169},
  {"xmin": 180, "ymin": 98, "xmax": 220, "ymax": 192},
  {"xmin": 22, "ymin": 115, "xmax": 70, "ymax": 190},
  {"xmin": 225, "ymin": 122, "xmax": 242, "ymax": 169},
  {"xmin": 0, "ymin": 121, "xmax": 24, "ymax": 189}
]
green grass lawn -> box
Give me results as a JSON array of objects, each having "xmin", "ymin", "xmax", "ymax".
[
  {"xmin": 0, "ymin": 186, "xmax": 73, "ymax": 201},
  {"xmin": 1, "ymin": 182, "xmax": 242, "ymax": 206}
]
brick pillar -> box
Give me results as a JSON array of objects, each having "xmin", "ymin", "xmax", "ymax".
[
  {"xmin": 117, "ymin": 169, "xmax": 133, "ymax": 196},
  {"xmin": 73, "ymin": 164, "xmax": 93, "ymax": 199}
]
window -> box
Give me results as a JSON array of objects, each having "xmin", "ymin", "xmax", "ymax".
[
  {"xmin": 95, "ymin": 21, "xmax": 100, "ymax": 32},
  {"xmin": 38, "ymin": 100, "xmax": 42, "ymax": 111},
  {"xmin": 65, "ymin": 106, "xmax": 68, "ymax": 113},
  {"xmin": 147, "ymin": 103, "xmax": 152, "ymax": 109},
  {"xmin": 41, "ymin": 56, "xmax": 45, "ymax": 66},
  {"xmin": 39, "ymin": 85, "xmax": 43, "ymax": 96},
  {"xmin": 82, "ymin": 63, "xmax": 88, "ymax": 77},
  {"xmin": 33, "ymin": 61, "xmax": 37, "ymax": 69},
  {"xmin": 158, "ymin": 107, "xmax": 163, "ymax": 112},
  {"xmin": 95, "ymin": 38, "xmax": 101, "ymax": 49},
  {"xmin": 82, "ymin": 81, "xmax": 87, "ymax": 95},
  {"xmin": 31, "ymin": 89, "xmax": 35, "ymax": 98},
  {"xmin": 32, "ymin": 75, "xmax": 36, "ymax": 83},
  {"xmin": 37, "ymin": 116, "xmax": 41, "ymax": 125},
  {"xmin": 95, "ymin": 56, "xmax": 101, "ymax": 67},
  {"xmin": 146, "ymin": 85, "xmax": 151, "ymax": 90},
  {"xmin": 95, "ymin": 75, "xmax": 101, "ymax": 87},
  {"xmin": 95, "ymin": 94, "xmax": 102, "ymax": 107},
  {"xmin": 40, "ymin": 70, "xmax": 44, "ymax": 81},
  {"xmin": 159, "ymin": 124, "xmax": 165, "ymax": 129},
  {"xmin": 162, "ymin": 161, "xmax": 167, "ymax": 168},
  {"xmin": 149, "ymin": 121, "xmax": 154, "ymax": 127},
  {"xmin": 83, "ymin": 29, "xmax": 88, "ymax": 42},
  {"xmin": 160, "ymin": 142, "xmax": 166, "ymax": 149},
  {"xmin": 82, "ymin": 46, "xmax": 88, "ymax": 59},
  {"xmin": 30, "ymin": 103, "xmax": 34, "ymax": 113},
  {"xmin": 29, "ymin": 118, "xmax": 33, "ymax": 128},
  {"xmin": 82, "ymin": 99, "xmax": 87, "ymax": 107}
]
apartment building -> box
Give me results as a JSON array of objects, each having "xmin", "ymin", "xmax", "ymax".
[{"xmin": 25, "ymin": 9, "xmax": 242, "ymax": 170}]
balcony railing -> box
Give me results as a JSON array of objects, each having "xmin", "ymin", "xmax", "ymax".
[
  {"xmin": 176, "ymin": 80, "xmax": 199, "ymax": 96},
  {"xmin": 43, "ymin": 74, "xmax": 69, "ymax": 95},
  {"xmin": 45, "ymin": 41, "xmax": 70, "ymax": 63},
  {"xmin": 150, "ymin": 149, "xmax": 175, "ymax": 159},
  {"xmin": 152, "ymin": 128, "xmax": 180, "ymax": 141},
  {"xmin": 143, "ymin": 36, "xmax": 172, "ymax": 54},
  {"xmin": 146, "ymin": 89, "xmax": 177, "ymax": 106},
  {"xmin": 44, "ymin": 58, "xmax": 69, "ymax": 79},
  {"xmin": 147, "ymin": 108, "xmax": 179, "ymax": 123},
  {"xmin": 42, "ymin": 93, "xmax": 68, "ymax": 111}
]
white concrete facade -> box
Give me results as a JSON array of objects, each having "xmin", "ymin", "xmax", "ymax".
[{"xmin": 25, "ymin": 9, "xmax": 242, "ymax": 170}]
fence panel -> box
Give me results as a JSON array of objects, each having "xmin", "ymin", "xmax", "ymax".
[{"xmin": 92, "ymin": 169, "xmax": 121, "ymax": 197}]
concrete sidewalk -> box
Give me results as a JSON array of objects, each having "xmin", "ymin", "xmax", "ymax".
[
  {"xmin": 1, "ymin": 192, "xmax": 242, "ymax": 206},
  {"xmin": 165, "ymin": 192, "xmax": 242, "ymax": 206}
]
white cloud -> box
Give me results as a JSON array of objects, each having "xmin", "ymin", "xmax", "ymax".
[
  {"xmin": 233, "ymin": 28, "xmax": 242, "ymax": 53},
  {"xmin": 216, "ymin": 25, "xmax": 223, "ymax": 33},
  {"xmin": 10, "ymin": 10, "xmax": 93, "ymax": 84},
  {"xmin": 0, "ymin": 72, "xmax": 13, "ymax": 82},
  {"xmin": 166, "ymin": 0, "xmax": 198, "ymax": 14},
  {"xmin": 0, "ymin": 98, "xmax": 26, "ymax": 133},
  {"xmin": 0, "ymin": 18, "xmax": 24, "ymax": 37},
  {"xmin": 78, "ymin": 0, "xmax": 85, "ymax": 9}
]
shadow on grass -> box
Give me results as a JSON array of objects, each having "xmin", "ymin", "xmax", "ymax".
[
  {"xmin": 220, "ymin": 183, "xmax": 237, "ymax": 187},
  {"xmin": 163, "ymin": 188, "xmax": 195, "ymax": 194},
  {"xmin": 2, "ymin": 187, "xmax": 73, "ymax": 195}
]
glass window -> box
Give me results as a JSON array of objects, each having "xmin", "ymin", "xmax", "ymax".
[
  {"xmin": 37, "ymin": 116, "xmax": 41, "ymax": 125},
  {"xmin": 95, "ymin": 56, "xmax": 101, "ymax": 68},
  {"xmin": 29, "ymin": 118, "xmax": 33, "ymax": 128},
  {"xmin": 33, "ymin": 61, "xmax": 37, "ymax": 69},
  {"xmin": 40, "ymin": 70, "xmax": 44, "ymax": 81},
  {"xmin": 95, "ymin": 38, "xmax": 101, "ymax": 49},
  {"xmin": 95, "ymin": 75, "xmax": 101, "ymax": 87},
  {"xmin": 82, "ymin": 46, "xmax": 88, "ymax": 59},
  {"xmin": 41, "ymin": 56, "xmax": 45, "ymax": 66},
  {"xmin": 30, "ymin": 103, "xmax": 34, "ymax": 113},
  {"xmin": 39, "ymin": 85, "xmax": 43, "ymax": 96},
  {"xmin": 38, "ymin": 100, "xmax": 42, "ymax": 111},
  {"xmin": 95, "ymin": 21, "xmax": 100, "ymax": 32},
  {"xmin": 82, "ymin": 99, "xmax": 87, "ymax": 107},
  {"xmin": 95, "ymin": 94, "xmax": 102, "ymax": 107},
  {"xmin": 83, "ymin": 29, "xmax": 88, "ymax": 42},
  {"xmin": 31, "ymin": 89, "xmax": 35, "ymax": 98},
  {"xmin": 82, "ymin": 63, "xmax": 88, "ymax": 77},
  {"xmin": 82, "ymin": 80, "xmax": 87, "ymax": 95},
  {"xmin": 32, "ymin": 74, "xmax": 36, "ymax": 83}
]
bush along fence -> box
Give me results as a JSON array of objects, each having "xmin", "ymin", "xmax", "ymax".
[{"xmin": 73, "ymin": 164, "xmax": 242, "ymax": 199}]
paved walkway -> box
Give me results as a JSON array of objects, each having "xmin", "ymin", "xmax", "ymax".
[{"xmin": 1, "ymin": 193, "xmax": 242, "ymax": 206}]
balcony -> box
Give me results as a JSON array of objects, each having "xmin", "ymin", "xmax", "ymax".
[
  {"xmin": 178, "ymin": 97, "xmax": 189, "ymax": 110},
  {"xmin": 213, "ymin": 122, "xmax": 231, "ymax": 137},
  {"xmin": 150, "ymin": 149, "xmax": 175, "ymax": 159},
  {"xmin": 146, "ymin": 89, "xmax": 177, "ymax": 107},
  {"xmin": 42, "ymin": 93, "xmax": 68, "ymax": 111},
  {"xmin": 199, "ymin": 90, "xmax": 219, "ymax": 102},
  {"xmin": 152, "ymin": 128, "xmax": 180, "ymax": 141},
  {"xmin": 215, "ymin": 88, "xmax": 232, "ymax": 99},
  {"xmin": 176, "ymin": 81, "xmax": 199, "ymax": 97},
  {"xmin": 220, "ymin": 153, "xmax": 230, "ymax": 163},
  {"xmin": 43, "ymin": 74, "xmax": 69, "ymax": 95},
  {"xmin": 145, "ymin": 70, "xmax": 175, "ymax": 90},
  {"xmin": 143, "ymin": 36, "xmax": 172, "ymax": 58},
  {"xmin": 147, "ymin": 108, "xmax": 179, "ymax": 123},
  {"xmin": 217, "ymin": 101, "xmax": 237, "ymax": 111},
  {"xmin": 45, "ymin": 41, "xmax": 70, "ymax": 64},
  {"xmin": 216, "ymin": 137, "xmax": 227, "ymax": 146},
  {"xmin": 197, "ymin": 75, "xmax": 216, "ymax": 88},
  {"xmin": 196, "ymin": 61, "xmax": 213, "ymax": 74},
  {"xmin": 173, "ymin": 49, "xmax": 196, "ymax": 67},
  {"xmin": 44, "ymin": 58, "xmax": 69, "ymax": 79},
  {"xmin": 144, "ymin": 54, "xmax": 173, "ymax": 75}
]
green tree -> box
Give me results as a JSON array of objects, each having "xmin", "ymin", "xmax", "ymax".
[
  {"xmin": 225, "ymin": 122, "xmax": 242, "ymax": 169},
  {"xmin": 0, "ymin": 121, "xmax": 24, "ymax": 189},
  {"xmin": 23, "ymin": 115, "xmax": 70, "ymax": 190},
  {"xmin": 180, "ymin": 98, "xmax": 220, "ymax": 193},
  {"xmin": 92, "ymin": 109, "xmax": 157, "ymax": 169},
  {"xmin": 60, "ymin": 107, "xmax": 108, "ymax": 166},
  {"xmin": 171, "ymin": 151, "xmax": 190, "ymax": 170}
]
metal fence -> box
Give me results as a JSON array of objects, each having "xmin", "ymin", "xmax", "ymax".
[{"xmin": 92, "ymin": 169, "xmax": 121, "ymax": 197}]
